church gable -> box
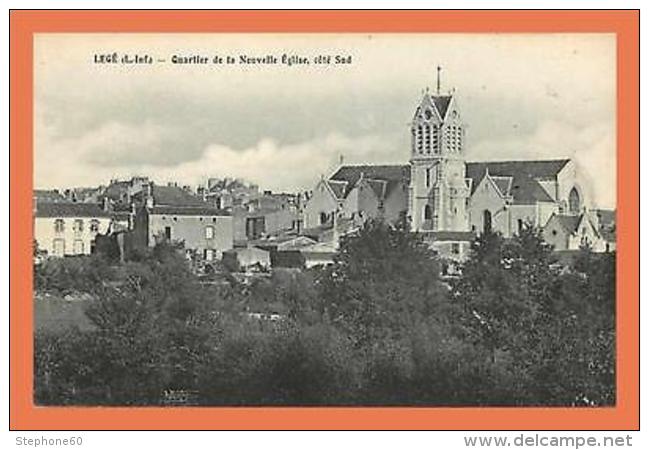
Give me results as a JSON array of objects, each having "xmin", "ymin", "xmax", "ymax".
[
  {"xmin": 329, "ymin": 164, "xmax": 410, "ymax": 198},
  {"xmin": 466, "ymin": 160, "xmax": 569, "ymax": 205}
]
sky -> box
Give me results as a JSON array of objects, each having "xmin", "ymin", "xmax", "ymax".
[{"xmin": 34, "ymin": 33, "xmax": 616, "ymax": 207}]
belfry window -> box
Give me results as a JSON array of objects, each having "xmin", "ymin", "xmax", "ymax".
[{"xmin": 432, "ymin": 125, "xmax": 439, "ymax": 153}]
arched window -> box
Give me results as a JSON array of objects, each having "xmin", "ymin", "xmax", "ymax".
[
  {"xmin": 432, "ymin": 125, "xmax": 439, "ymax": 153},
  {"xmin": 483, "ymin": 210, "xmax": 492, "ymax": 234},
  {"xmin": 425, "ymin": 168, "xmax": 431, "ymax": 188},
  {"xmin": 569, "ymin": 187, "xmax": 581, "ymax": 214},
  {"xmin": 424, "ymin": 204, "xmax": 432, "ymax": 221},
  {"xmin": 517, "ymin": 219, "xmax": 523, "ymax": 234},
  {"xmin": 319, "ymin": 212, "xmax": 328, "ymax": 225}
]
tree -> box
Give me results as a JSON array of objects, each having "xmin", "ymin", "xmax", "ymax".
[
  {"xmin": 453, "ymin": 226, "xmax": 615, "ymax": 405},
  {"xmin": 317, "ymin": 219, "xmax": 450, "ymax": 344}
]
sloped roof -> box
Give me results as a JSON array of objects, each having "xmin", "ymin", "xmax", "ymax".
[
  {"xmin": 149, "ymin": 205, "xmax": 231, "ymax": 216},
  {"xmin": 468, "ymin": 160, "xmax": 567, "ymax": 205},
  {"xmin": 277, "ymin": 236, "xmax": 319, "ymax": 251},
  {"xmin": 431, "ymin": 95, "xmax": 453, "ymax": 119},
  {"xmin": 466, "ymin": 159, "xmax": 570, "ymax": 187},
  {"xmin": 490, "ymin": 176, "xmax": 513, "ymax": 198},
  {"xmin": 365, "ymin": 179, "xmax": 388, "ymax": 199},
  {"xmin": 152, "ymin": 185, "xmax": 207, "ymax": 207},
  {"xmin": 508, "ymin": 175, "xmax": 555, "ymax": 204},
  {"xmin": 35, "ymin": 202, "xmax": 111, "ymax": 218},
  {"xmin": 551, "ymin": 214, "xmax": 582, "ymax": 234},
  {"xmin": 104, "ymin": 181, "xmax": 130, "ymax": 201},
  {"xmin": 330, "ymin": 164, "xmax": 410, "ymax": 197},
  {"xmin": 326, "ymin": 180, "xmax": 348, "ymax": 199}
]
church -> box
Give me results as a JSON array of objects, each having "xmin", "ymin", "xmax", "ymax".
[{"xmin": 303, "ymin": 75, "xmax": 606, "ymax": 263}]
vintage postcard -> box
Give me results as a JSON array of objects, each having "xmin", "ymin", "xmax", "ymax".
[{"xmin": 10, "ymin": 10, "xmax": 639, "ymax": 430}]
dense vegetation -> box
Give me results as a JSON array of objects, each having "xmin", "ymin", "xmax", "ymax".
[{"xmin": 34, "ymin": 221, "xmax": 615, "ymax": 406}]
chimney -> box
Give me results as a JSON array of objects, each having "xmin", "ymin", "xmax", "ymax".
[
  {"xmin": 102, "ymin": 196, "xmax": 113, "ymax": 212},
  {"xmin": 145, "ymin": 182, "xmax": 154, "ymax": 208}
]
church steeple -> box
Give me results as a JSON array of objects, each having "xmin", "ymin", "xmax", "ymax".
[
  {"xmin": 408, "ymin": 72, "xmax": 470, "ymax": 233},
  {"xmin": 410, "ymin": 81, "xmax": 461, "ymax": 160}
]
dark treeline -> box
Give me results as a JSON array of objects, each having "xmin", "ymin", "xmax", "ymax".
[{"xmin": 34, "ymin": 221, "xmax": 615, "ymax": 406}]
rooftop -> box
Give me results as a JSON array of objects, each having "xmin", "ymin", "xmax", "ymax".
[{"xmin": 35, "ymin": 202, "xmax": 111, "ymax": 218}]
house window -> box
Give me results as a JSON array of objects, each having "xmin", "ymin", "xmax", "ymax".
[
  {"xmin": 164, "ymin": 226, "xmax": 172, "ymax": 240},
  {"xmin": 204, "ymin": 249, "xmax": 215, "ymax": 261},
  {"xmin": 52, "ymin": 238, "xmax": 65, "ymax": 256},
  {"xmin": 320, "ymin": 212, "xmax": 328, "ymax": 225},
  {"xmin": 73, "ymin": 219, "xmax": 83, "ymax": 233},
  {"xmin": 517, "ymin": 219, "xmax": 523, "ymax": 234},
  {"xmin": 205, "ymin": 225, "xmax": 214, "ymax": 239},
  {"xmin": 90, "ymin": 219, "xmax": 100, "ymax": 233},
  {"xmin": 54, "ymin": 219, "xmax": 64, "ymax": 233},
  {"xmin": 73, "ymin": 240, "xmax": 84, "ymax": 255},
  {"xmin": 451, "ymin": 243, "xmax": 460, "ymax": 255}
]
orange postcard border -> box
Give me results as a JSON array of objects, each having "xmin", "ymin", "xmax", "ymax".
[{"xmin": 9, "ymin": 10, "xmax": 639, "ymax": 431}]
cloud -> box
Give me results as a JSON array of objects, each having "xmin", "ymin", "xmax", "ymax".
[
  {"xmin": 34, "ymin": 33, "xmax": 616, "ymax": 208},
  {"xmin": 35, "ymin": 125, "xmax": 401, "ymax": 194},
  {"xmin": 469, "ymin": 120, "xmax": 616, "ymax": 207}
]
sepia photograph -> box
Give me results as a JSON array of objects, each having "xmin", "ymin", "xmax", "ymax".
[{"xmin": 31, "ymin": 32, "xmax": 617, "ymax": 408}]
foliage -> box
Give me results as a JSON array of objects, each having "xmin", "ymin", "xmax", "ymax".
[
  {"xmin": 317, "ymin": 220, "xmax": 451, "ymax": 344},
  {"xmin": 34, "ymin": 223, "xmax": 616, "ymax": 406},
  {"xmin": 34, "ymin": 254, "xmax": 116, "ymax": 294}
]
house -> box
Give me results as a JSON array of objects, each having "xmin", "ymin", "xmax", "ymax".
[
  {"xmin": 222, "ymin": 246, "xmax": 271, "ymax": 272},
  {"xmin": 202, "ymin": 177, "xmax": 260, "ymax": 210},
  {"xmin": 231, "ymin": 192, "xmax": 300, "ymax": 244},
  {"xmin": 544, "ymin": 213, "xmax": 605, "ymax": 252},
  {"xmin": 595, "ymin": 209, "xmax": 616, "ymax": 252},
  {"xmin": 33, "ymin": 201, "xmax": 111, "ymax": 257},
  {"xmin": 132, "ymin": 183, "xmax": 234, "ymax": 261}
]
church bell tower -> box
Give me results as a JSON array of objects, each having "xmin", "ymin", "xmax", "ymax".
[{"xmin": 408, "ymin": 68, "xmax": 470, "ymax": 233}]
